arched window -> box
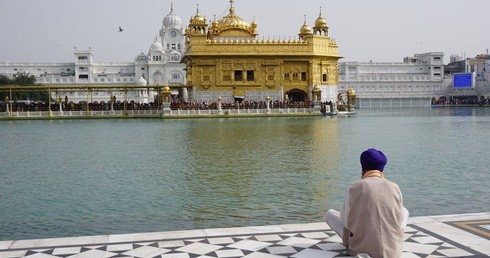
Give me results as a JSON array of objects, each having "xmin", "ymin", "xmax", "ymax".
[{"xmin": 153, "ymin": 71, "xmax": 163, "ymax": 85}]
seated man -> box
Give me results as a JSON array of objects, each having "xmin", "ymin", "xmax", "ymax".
[{"xmin": 325, "ymin": 148, "xmax": 409, "ymax": 258}]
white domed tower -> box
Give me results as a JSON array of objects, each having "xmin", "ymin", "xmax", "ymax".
[
  {"xmin": 159, "ymin": 3, "xmax": 185, "ymax": 57},
  {"xmin": 161, "ymin": 3, "xmax": 183, "ymax": 31},
  {"xmin": 133, "ymin": 2, "xmax": 187, "ymax": 99}
]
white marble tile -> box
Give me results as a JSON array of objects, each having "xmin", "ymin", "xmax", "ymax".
[
  {"xmin": 300, "ymin": 232, "xmax": 331, "ymax": 239},
  {"xmin": 157, "ymin": 240, "xmax": 185, "ymax": 248},
  {"xmin": 228, "ymin": 239, "xmax": 273, "ymax": 251},
  {"xmin": 0, "ymin": 250, "xmax": 26, "ymax": 257},
  {"xmin": 105, "ymin": 243, "xmax": 133, "ymax": 252},
  {"xmin": 254, "ymin": 234, "xmax": 284, "ymax": 242},
  {"xmin": 315, "ymin": 242, "xmax": 345, "ymax": 251},
  {"xmin": 122, "ymin": 245, "xmax": 169, "ymax": 257},
  {"xmin": 108, "ymin": 229, "xmax": 206, "ymax": 243},
  {"xmin": 266, "ymin": 245, "xmax": 296, "ymax": 255},
  {"xmin": 214, "ymin": 248, "xmax": 245, "ymax": 257},
  {"xmin": 0, "ymin": 241, "xmax": 13, "ymax": 250},
  {"xmin": 51, "ymin": 247, "xmax": 81, "ymax": 255},
  {"xmin": 9, "ymin": 235, "xmax": 109, "ymax": 250},
  {"xmin": 279, "ymin": 222, "xmax": 329, "ymax": 232},
  {"xmin": 408, "ymin": 216, "xmax": 439, "ymax": 224},
  {"xmin": 403, "ymin": 242, "xmax": 440, "ymax": 254},
  {"xmin": 18, "ymin": 253, "xmax": 55, "ymax": 258},
  {"xmin": 207, "ymin": 237, "xmax": 235, "ymax": 245},
  {"xmin": 160, "ymin": 253, "xmax": 192, "ymax": 258},
  {"xmin": 472, "ymin": 241, "xmax": 490, "ymax": 255},
  {"xmin": 66, "ymin": 249, "xmax": 117, "ymax": 258},
  {"xmin": 277, "ymin": 236, "xmax": 320, "ymax": 248},
  {"xmin": 325, "ymin": 235, "xmax": 342, "ymax": 243},
  {"xmin": 431, "ymin": 212, "xmax": 490, "ymax": 222},
  {"xmin": 291, "ymin": 248, "xmax": 338, "ymax": 258},
  {"xmin": 400, "ymin": 253, "xmax": 420, "ymax": 258},
  {"xmin": 243, "ymin": 252, "xmax": 283, "ymax": 258},
  {"xmin": 175, "ymin": 242, "xmax": 222, "ymax": 255},
  {"xmin": 436, "ymin": 247, "xmax": 474, "ymax": 257},
  {"xmin": 204, "ymin": 225, "xmax": 283, "ymax": 237},
  {"xmin": 418, "ymin": 221, "xmax": 487, "ymax": 248},
  {"xmin": 411, "ymin": 235, "xmax": 445, "ymax": 244}
]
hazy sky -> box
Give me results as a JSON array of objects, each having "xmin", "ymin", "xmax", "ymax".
[{"xmin": 1, "ymin": 0, "xmax": 489, "ymax": 63}]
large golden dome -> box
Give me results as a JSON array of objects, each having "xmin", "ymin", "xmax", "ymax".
[
  {"xmin": 218, "ymin": 8, "xmax": 250, "ymax": 29},
  {"xmin": 210, "ymin": 0, "xmax": 257, "ymax": 37}
]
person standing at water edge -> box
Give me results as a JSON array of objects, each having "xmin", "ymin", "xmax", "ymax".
[{"xmin": 324, "ymin": 148, "xmax": 409, "ymax": 258}]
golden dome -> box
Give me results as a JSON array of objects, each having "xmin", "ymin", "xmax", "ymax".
[
  {"xmin": 300, "ymin": 20, "xmax": 312, "ymax": 35},
  {"xmin": 190, "ymin": 5, "xmax": 206, "ymax": 25},
  {"xmin": 315, "ymin": 14, "xmax": 327, "ymax": 28},
  {"xmin": 163, "ymin": 85, "xmax": 171, "ymax": 92},
  {"xmin": 218, "ymin": 9, "xmax": 251, "ymax": 29},
  {"xmin": 313, "ymin": 85, "xmax": 321, "ymax": 92},
  {"xmin": 212, "ymin": 0, "xmax": 256, "ymax": 36},
  {"xmin": 347, "ymin": 88, "xmax": 356, "ymax": 96}
]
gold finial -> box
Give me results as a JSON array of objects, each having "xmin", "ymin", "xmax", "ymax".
[{"xmin": 229, "ymin": 0, "xmax": 235, "ymax": 15}]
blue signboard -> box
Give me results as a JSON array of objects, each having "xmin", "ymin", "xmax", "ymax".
[{"xmin": 454, "ymin": 73, "xmax": 473, "ymax": 88}]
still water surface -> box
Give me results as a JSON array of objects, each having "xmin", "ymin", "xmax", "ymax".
[{"xmin": 1, "ymin": 107, "xmax": 489, "ymax": 240}]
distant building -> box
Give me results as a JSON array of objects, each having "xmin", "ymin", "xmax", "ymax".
[
  {"xmin": 0, "ymin": 4, "xmax": 187, "ymax": 103},
  {"xmin": 339, "ymin": 52, "xmax": 490, "ymax": 108}
]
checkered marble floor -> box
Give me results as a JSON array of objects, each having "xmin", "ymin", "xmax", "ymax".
[{"xmin": 0, "ymin": 213, "xmax": 488, "ymax": 258}]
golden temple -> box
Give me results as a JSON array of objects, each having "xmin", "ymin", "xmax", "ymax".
[{"xmin": 183, "ymin": 0, "xmax": 340, "ymax": 104}]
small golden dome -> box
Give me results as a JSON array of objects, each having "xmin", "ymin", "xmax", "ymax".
[
  {"xmin": 314, "ymin": 7, "xmax": 328, "ymax": 28},
  {"xmin": 300, "ymin": 21, "xmax": 311, "ymax": 35},
  {"xmin": 190, "ymin": 5, "xmax": 206, "ymax": 25},
  {"xmin": 313, "ymin": 85, "xmax": 321, "ymax": 92},
  {"xmin": 315, "ymin": 14, "xmax": 327, "ymax": 28},
  {"xmin": 347, "ymin": 88, "xmax": 356, "ymax": 96},
  {"xmin": 163, "ymin": 86, "xmax": 170, "ymax": 92}
]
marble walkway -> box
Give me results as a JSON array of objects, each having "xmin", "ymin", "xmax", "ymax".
[{"xmin": 0, "ymin": 213, "xmax": 488, "ymax": 258}]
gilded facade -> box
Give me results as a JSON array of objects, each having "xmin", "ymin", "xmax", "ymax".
[{"xmin": 183, "ymin": 0, "xmax": 340, "ymax": 103}]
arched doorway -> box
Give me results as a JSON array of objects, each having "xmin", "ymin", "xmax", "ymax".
[{"xmin": 286, "ymin": 89, "xmax": 307, "ymax": 102}]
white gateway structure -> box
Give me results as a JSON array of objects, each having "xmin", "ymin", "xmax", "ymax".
[{"xmin": 0, "ymin": 5, "xmax": 187, "ymax": 104}]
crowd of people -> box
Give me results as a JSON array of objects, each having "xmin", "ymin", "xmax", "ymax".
[
  {"xmin": 0, "ymin": 99, "xmax": 331, "ymax": 113},
  {"xmin": 432, "ymin": 96, "xmax": 490, "ymax": 106}
]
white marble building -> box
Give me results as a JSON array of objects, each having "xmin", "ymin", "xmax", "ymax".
[
  {"xmin": 338, "ymin": 52, "xmax": 447, "ymax": 108},
  {"xmin": 0, "ymin": 4, "xmax": 187, "ymax": 104},
  {"xmin": 338, "ymin": 52, "xmax": 490, "ymax": 108}
]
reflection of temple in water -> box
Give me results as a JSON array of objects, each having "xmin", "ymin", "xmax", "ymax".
[
  {"xmin": 183, "ymin": 0, "xmax": 340, "ymax": 104},
  {"xmin": 181, "ymin": 117, "xmax": 341, "ymax": 225}
]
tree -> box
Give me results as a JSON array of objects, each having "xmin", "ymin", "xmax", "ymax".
[
  {"xmin": 13, "ymin": 74, "xmax": 36, "ymax": 85},
  {"xmin": 0, "ymin": 75, "xmax": 10, "ymax": 85}
]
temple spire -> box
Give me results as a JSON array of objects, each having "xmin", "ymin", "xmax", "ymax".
[{"xmin": 230, "ymin": 0, "xmax": 235, "ymax": 15}]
